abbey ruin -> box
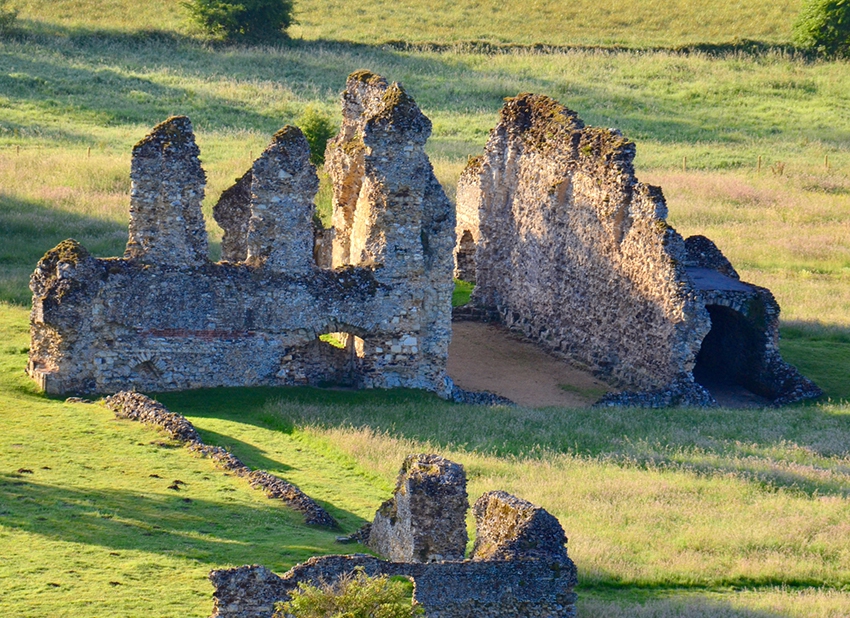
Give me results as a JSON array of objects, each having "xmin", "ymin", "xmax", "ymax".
[
  {"xmin": 28, "ymin": 72, "xmax": 455, "ymax": 398},
  {"xmin": 455, "ymin": 94, "xmax": 821, "ymax": 406},
  {"xmin": 27, "ymin": 71, "xmax": 820, "ymax": 407},
  {"xmin": 209, "ymin": 454, "xmax": 578, "ymax": 618}
]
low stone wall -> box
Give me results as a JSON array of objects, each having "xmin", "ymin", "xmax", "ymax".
[
  {"xmin": 210, "ymin": 456, "xmax": 578, "ymax": 618},
  {"xmin": 104, "ymin": 391, "xmax": 337, "ymax": 528}
]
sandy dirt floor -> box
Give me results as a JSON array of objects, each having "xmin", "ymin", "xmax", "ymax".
[
  {"xmin": 447, "ymin": 321, "xmax": 611, "ymax": 408},
  {"xmin": 447, "ymin": 321, "xmax": 771, "ymax": 409}
]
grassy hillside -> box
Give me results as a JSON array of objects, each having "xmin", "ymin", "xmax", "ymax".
[
  {"xmin": 2, "ymin": 304, "xmax": 850, "ymax": 617},
  {"xmin": 13, "ymin": 0, "xmax": 802, "ymax": 47},
  {"xmin": 2, "ymin": 1, "xmax": 850, "ymax": 616}
]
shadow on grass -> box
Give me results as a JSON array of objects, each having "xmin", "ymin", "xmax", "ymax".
[
  {"xmin": 2, "ymin": 26, "xmax": 844, "ymax": 153},
  {"xmin": 153, "ymin": 382, "xmax": 850, "ymax": 501},
  {"xmin": 0, "ymin": 192, "xmax": 221, "ymax": 305},
  {"xmin": 0, "ymin": 472, "xmax": 365, "ymax": 571},
  {"xmin": 780, "ymin": 321, "xmax": 850, "ymax": 402}
]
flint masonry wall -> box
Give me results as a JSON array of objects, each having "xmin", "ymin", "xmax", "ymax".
[
  {"xmin": 209, "ymin": 456, "xmax": 578, "ymax": 618},
  {"xmin": 27, "ymin": 72, "xmax": 455, "ymax": 398},
  {"xmin": 456, "ymin": 93, "xmax": 820, "ymax": 406}
]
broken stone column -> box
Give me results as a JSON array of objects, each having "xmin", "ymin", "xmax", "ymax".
[
  {"xmin": 471, "ymin": 490, "xmax": 570, "ymax": 563},
  {"xmin": 245, "ymin": 126, "xmax": 319, "ymax": 275},
  {"xmin": 325, "ymin": 70, "xmax": 388, "ymax": 268},
  {"xmin": 369, "ymin": 454, "xmax": 468, "ymax": 563},
  {"xmin": 213, "ymin": 169, "xmax": 252, "ymax": 263},
  {"xmin": 124, "ymin": 116, "xmax": 208, "ymax": 266}
]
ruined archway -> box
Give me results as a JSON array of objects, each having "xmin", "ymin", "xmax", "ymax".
[{"xmin": 692, "ymin": 304, "xmax": 768, "ymax": 400}]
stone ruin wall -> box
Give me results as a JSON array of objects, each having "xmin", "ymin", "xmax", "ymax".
[
  {"xmin": 456, "ymin": 93, "xmax": 821, "ymax": 406},
  {"xmin": 27, "ymin": 72, "xmax": 455, "ymax": 398},
  {"xmin": 210, "ymin": 455, "xmax": 578, "ymax": 618},
  {"xmin": 457, "ymin": 94, "xmax": 709, "ymax": 399}
]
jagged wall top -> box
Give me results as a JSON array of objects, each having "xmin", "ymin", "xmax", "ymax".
[{"xmin": 125, "ymin": 116, "xmax": 209, "ymax": 266}]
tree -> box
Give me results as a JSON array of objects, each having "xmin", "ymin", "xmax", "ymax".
[
  {"xmin": 183, "ymin": 0, "xmax": 294, "ymax": 41},
  {"xmin": 793, "ymin": 0, "xmax": 850, "ymax": 58}
]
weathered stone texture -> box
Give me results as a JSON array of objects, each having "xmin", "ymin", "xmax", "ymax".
[
  {"xmin": 210, "ymin": 456, "xmax": 577, "ymax": 618},
  {"xmin": 213, "ymin": 170, "xmax": 252, "ymax": 263},
  {"xmin": 457, "ymin": 93, "xmax": 820, "ymax": 406},
  {"xmin": 245, "ymin": 126, "xmax": 318, "ymax": 275},
  {"xmin": 125, "ymin": 116, "xmax": 208, "ymax": 266},
  {"xmin": 471, "ymin": 490, "xmax": 568, "ymax": 563},
  {"xmin": 369, "ymin": 454, "xmax": 468, "ymax": 562},
  {"xmin": 28, "ymin": 72, "xmax": 455, "ymax": 399},
  {"xmin": 325, "ymin": 71, "xmax": 456, "ymax": 393}
]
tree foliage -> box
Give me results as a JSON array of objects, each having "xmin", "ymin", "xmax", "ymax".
[
  {"xmin": 183, "ymin": 0, "xmax": 294, "ymax": 41},
  {"xmin": 274, "ymin": 569, "xmax": 422, "ymax": 618},
  {"xmin": 298, "ymin": 105, "xmax": 337, "ymax": 166},
  {"xmin": 793, "ymin": 0, "xmax": 850, "ymax": 58}
]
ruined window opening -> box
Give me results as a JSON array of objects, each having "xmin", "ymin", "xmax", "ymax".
[
  {"xmin": 314, "ymin": 331, "xmax": 365, "ymax": 388},
  {"xmin": 692, "ymin": 304, "xmax": 767, "ymax": 397}
]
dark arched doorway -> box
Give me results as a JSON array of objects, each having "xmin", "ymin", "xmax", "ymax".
[{"xmin": 692, "ymin": 304, "xmax": 771, "ymax": 405}]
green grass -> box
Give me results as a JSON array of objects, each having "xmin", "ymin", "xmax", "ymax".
[
  {"xmin": 2, "ymin": 2, "xmax": 850, "ymax": 616},
  {"xmin": 2, "ymin": 305, "xmax": 849, "ymax": 616},
  {"xmin": 13, "ymin": 0, "xmax": 803, "ymax": 48}
]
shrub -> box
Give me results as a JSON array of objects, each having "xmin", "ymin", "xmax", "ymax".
[
  {"xmin": 298, "ymin": 105, "xmax": 337, "ymax": 166},
  {"xmin": 0, "ymin": 0, "xmax": 18, "ymax": 35},
  {"xmin": 183, "ymin": 0, "xmax": 294, "ymax": 41},
  {"xmin": 793, "ymin": 0, "xmax": 850, "ymax": 58},
  {"xmin": 274, "ymin": 569, "xmax": 422, "ymax": 618}
]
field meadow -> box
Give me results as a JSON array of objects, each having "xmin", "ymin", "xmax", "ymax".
[{"xmin": 1, "ymin": 1, "xmax": 850, "ymax": 617}]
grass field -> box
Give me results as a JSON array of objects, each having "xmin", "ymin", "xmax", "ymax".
[{"xmin": 1, "ymin": 1, "xmax": 850, "ymax": 616}]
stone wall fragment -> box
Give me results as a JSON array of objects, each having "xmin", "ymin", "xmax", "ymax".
[
  {"xmin": 369, "ymin": 454, "xmax": 468, "ymax": 563},
  {"xmin": 246, "ymin": 126, "xmax": 318, "ymax": 275},
  {"xmin": 456, "ymin": 93, "xmax": 820, "ymax": 406},
  {"xmin": 125, "ymin": 116, "xmax": 208, "ymax": 266},
  {"xmin": 214, "ymin": 169, "xmax": 253, "ymax": 263}
]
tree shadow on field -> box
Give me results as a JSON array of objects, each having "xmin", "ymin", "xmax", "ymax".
[
  {"xmin": 0, "ymin": 193, "xmax": 127, "ymax": 305},
  {"xmin": 192, "ymin": 427, "xmax": 296, "ymax": 475},
  {"xmin": 153, "ymin": 382, "xmax": 850, "ymax": 501},
  {"xmin": 5, "ymin": 26, "xmax": 842, "ymax": 154},
  {"xmin": 0, "ymin": 193, "xmax": 222, "ymax": 305}
]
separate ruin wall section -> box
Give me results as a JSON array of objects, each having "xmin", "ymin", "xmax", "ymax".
[
  {"xmin": 457, "ymin": 94, "xmax": 821, "ymax": 406},
  {"xmin": 369, "ymin": 454, "xmax": 469, "ymax": 563},
  {"xmin": 458, "ymin": 95, "xmax": 710, "ymax": 395},
  {"xmin": 27, "ymin": 74, "xmax": 455, "ymax": 398},
  {"xmin": 210, "ymin": 455, "xmax": 577, "ymax": 618}
]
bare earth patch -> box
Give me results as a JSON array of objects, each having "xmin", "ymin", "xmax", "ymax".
[{"xmin": 448, "ymin": 321, "xmax": 610, "ymax": 408}]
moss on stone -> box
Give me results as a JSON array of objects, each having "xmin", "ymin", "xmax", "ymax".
[
  {"xmin": 42, "ymin": 239, "xmax": 90, "ymax": 266},
  {"xmin": 271, "ymin": 125, "xmax": 306, "ymax": 147},
  {"xmin": 348, "ymin": 69, "xmax": 387, "ymax": 86}
]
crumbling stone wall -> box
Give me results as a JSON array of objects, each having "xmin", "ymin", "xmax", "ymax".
[
  {"xmin": 28, "ymin": 72, "xmax": 455, "ymax": 398},
  {"xmin": 209, "ymin": 456, "xmax": 578, "ymax": 618},
  {"xmin": 369, "ymin": 454, "xmax": 468, "ymax": 563},
  {"xmin": 456, "ymin": 94, "xmax": 820, "ymax": 406}
]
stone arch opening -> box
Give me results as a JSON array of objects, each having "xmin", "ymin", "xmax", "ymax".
[{"xmin": 692, "ymin": 304, "xmax": 767, "ymax": 398}]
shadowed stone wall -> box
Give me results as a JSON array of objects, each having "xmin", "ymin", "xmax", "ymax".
[
  {"xmin": 456, "ymin": 93, "xmax": 820, "ymax": 406},
  {"xmin": 28, "ymin": 73, "xmax": 455, "ymax": 397}
]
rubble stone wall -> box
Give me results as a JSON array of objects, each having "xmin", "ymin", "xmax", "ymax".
[
  {"xmin": 210, "ymin": 456, "xmax": 577, "ymax": 618},
  {"xmin": 369, "ymin": 454, "xmax": 468, "ymax": 563},
  {"xmin": 456, "ymin": 94, "xmax": 820, "ymax": 406},
  {"xmin": 28, "ymin": 72, "xmax": 455, "ymax": 398}
]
